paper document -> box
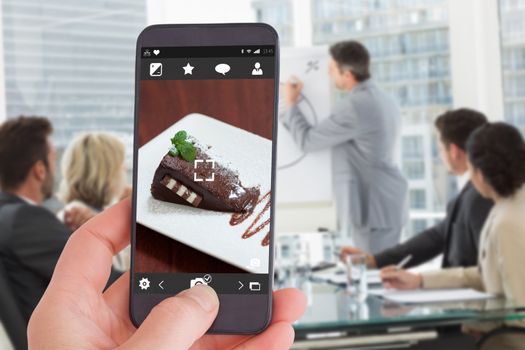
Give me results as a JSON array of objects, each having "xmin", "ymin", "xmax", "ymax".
[
  {"xmin": 369, "ymin": 288, "xmax": 496, "ymax": 304},
  {"xmin": 312, "ymin": 268, "xmax": 382, "ymax": 285}
]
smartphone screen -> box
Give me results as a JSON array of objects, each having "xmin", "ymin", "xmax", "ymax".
[{"xmin": 130, "ymin": 25, "xmax": 278, "ymax": 334}]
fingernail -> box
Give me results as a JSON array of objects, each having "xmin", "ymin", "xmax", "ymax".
[{"xmin": 180, "ymin": 285, "xmax": 219, "ymax": 312}]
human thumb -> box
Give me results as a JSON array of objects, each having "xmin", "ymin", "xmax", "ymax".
[{"xmin": 120, "ymin": 285, "xmax": 219, "ymax": 350}]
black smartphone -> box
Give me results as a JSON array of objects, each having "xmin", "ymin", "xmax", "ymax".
[{"xmin": 129, "ymin": 24, "xmax": 279, "ymax": 334}]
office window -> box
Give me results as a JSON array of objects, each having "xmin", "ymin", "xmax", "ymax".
[
  {"xmin": 252, "ymin": 0, "xmax": 294, "ymax": 47},
  {"xmin": 409, "ymin": 189, "xmax": 426, "ymax": 209},
  {"xmin": 403, "ymin": 160, "xmax": 425, "ymax": 180},
  {"xmin": 402, "ymin": 135, "xmax": 425, "ymax": 180},
  {"xmin": 499, "ymin": 0, "xmax": 525, "ymax": 134},
  {"xmin": 402, "ymin": 136, "xmax": 424, "ymax": 158},
  {"xmin": 2, "ymin": 0, "xmax": 146, "ymax": 168}
]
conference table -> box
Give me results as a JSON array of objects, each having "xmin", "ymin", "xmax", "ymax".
[{"xmin": 290, "ymin": 281, "xmax": 525, "ymax": 349}]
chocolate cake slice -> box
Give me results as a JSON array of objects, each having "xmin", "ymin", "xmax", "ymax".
[{"xmin": 151, "ymin": 141, "xmax": 260, "ymax": 213}]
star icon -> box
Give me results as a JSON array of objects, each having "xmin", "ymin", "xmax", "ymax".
[{"xmin": 183, "ymin": 62, "xmax": 194, "ymax": 75}]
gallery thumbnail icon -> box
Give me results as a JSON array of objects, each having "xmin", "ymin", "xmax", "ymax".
[{"xmin": 150, "ymin": 63, "xmax": 162, "ymax": 77}]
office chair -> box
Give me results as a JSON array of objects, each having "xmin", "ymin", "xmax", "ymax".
[
  {"xmin": 477, "ymin": 326, "xmax": 525, "ymax": 350},
  {"xmin": 0, "ymin": 203, "xmax": 28, "ymax": 350},
  {"xmin": 0, "ymin": 261, "xmax": 28, "ymax": 350}
]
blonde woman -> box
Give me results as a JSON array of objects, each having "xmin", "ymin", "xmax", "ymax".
[
  {"xmin": 58, "ymin": 132, "xmax": 131, "ymax": 271},
  {"xmin": 59, "ymin": 132, "xmax": 127, "ymax": 211}
]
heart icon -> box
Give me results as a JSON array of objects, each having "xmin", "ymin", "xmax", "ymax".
[{"xmin": 153, "ymin": 49, "xmax": 160, "ymax": 56}]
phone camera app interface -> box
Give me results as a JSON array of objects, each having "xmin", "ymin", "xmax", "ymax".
[{"xmin": 134, "ymin": 46, "xmax": 276, "ymax": 297}]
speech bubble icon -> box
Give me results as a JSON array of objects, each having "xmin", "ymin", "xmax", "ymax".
[{"xmin": 215, "ymin": 63, "xmax": 230, "ymax": 75}]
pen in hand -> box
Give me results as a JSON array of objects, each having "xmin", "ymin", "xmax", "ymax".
[{"xmin": 395, "ymin": 254, "xmax": 413, "ymax": 270}]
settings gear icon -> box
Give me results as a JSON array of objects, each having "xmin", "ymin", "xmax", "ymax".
[{"xmin": 139, "ymin": 277, "xmax": 151, "ymax": 290}]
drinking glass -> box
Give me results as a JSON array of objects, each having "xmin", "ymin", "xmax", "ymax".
[{"xmin": 345, "ymin": 253, "xmax": 368, "ymax": 302}]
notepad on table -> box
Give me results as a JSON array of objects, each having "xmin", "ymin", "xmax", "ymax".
[{"xmin": 369, "ymin": 288, "xmax": 496, "ymax": 304}]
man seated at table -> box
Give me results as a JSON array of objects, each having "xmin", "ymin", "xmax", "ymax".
[
  {"xmin": 0, "ymin": 116, "xmax": 118, "ymax": 327},
  {"xmin": 341, "ymin": 108, "xmax": 493, "ymax": 269}
]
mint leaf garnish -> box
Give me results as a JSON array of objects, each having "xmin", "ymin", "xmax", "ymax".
[
  {"xmin": 171, "ymin": 130, "xmax": 187, "ymax": 144},
  {"xmin": 168, "ymin": 130, "xmax": 196, "ymax": 162},
  {"xmin": 179, "ymin": 141, "xmax": 196, "ymax": 162}
]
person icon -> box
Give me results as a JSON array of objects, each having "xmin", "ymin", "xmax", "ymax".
[{"xmin": 252, "ymin": 62, "xmax": 263, "ymax": 76}]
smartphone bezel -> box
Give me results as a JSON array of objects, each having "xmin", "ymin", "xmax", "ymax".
[{"xmin": 129, "ymin": 23, "xmax": 279, "ymax": 334}]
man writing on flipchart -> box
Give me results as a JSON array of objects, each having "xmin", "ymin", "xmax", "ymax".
[{"xmin": 281, "ymin": 40, "xmax": 408, "ymax": 254}]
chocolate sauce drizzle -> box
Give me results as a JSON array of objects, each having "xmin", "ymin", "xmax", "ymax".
[{"xmin": 230, "ymin": 191, "xmax": 271, "ymax": 246}]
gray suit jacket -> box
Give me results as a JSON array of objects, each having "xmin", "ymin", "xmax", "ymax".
[{"xmin": 282, "ymin": 79, "xmax": 408, "ymax": 228}]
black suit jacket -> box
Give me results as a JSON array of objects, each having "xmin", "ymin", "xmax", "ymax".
[
  {"xmin": 374, "ymin": 182, "xmax": 493, "ymax": 269},
  {"xmin": 0, "ymin": 192, "xmax": 71, "ymax": 322}
]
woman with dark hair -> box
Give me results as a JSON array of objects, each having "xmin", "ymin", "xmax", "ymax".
[
  {"xmin": 380, "ymin": 122, "xmax": 525, "ymax": 349},
  {"xmin": 466, "ymin": 122, "xmax": 525, "ymax": 198}
]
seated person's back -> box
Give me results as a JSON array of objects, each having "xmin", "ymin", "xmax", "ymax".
[{"xmin": 0, "ymin": 193, "xmax": 70, "ymax": 321}]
